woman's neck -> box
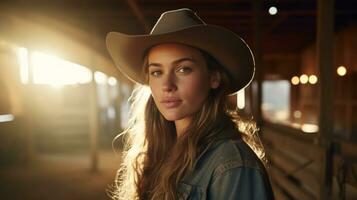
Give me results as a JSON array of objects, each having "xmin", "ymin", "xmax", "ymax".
[{"xmin": 174, "ymin": 117, "xmax": 193, "ymax": 137}]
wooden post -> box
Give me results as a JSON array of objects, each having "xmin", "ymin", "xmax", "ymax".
[
  {"xmin": 23, "ymin": 48, "xmax": 36, "ymax": 165},
  {"xmin": 252, "ymin": 0, "xmax": 263, "ymax": 127},
  {"xmin": 317, "ymin": 0, "xmax": 334, "ymax": 199},
  {"xmin": 89, "ymin": 72, "xmax": 99, "ymax": 173}
]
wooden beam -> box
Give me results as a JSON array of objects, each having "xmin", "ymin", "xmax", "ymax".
[
  {"xmin": 252, "ymin": 0, "xmax": 263, "ymax": 127},
  {"xmin": 316, "ymin": 0, "xmax": 335, "ymax": 199},
  {"xmin": 125, "ymin": 0, "xmax": 150, "ymax": 33},
  {"xmin": 262, "ymin": 15, "xmax": 289, "ymax": 35}
]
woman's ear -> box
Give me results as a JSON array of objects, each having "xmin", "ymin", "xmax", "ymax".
[{"xmin": 210, "ymin": 71, "xmax": 221, "ymax": 89}]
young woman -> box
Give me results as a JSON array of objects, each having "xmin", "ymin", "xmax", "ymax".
[{"xmin": 106, "ymin": 8, "xmax": 274, "ymax": 200}]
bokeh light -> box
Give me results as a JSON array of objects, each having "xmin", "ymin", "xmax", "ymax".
[
  {"xmin": 291, "ymin": 76, "xmax": 300, "ymax": 85},
  {"xmin": 237, "ymin": 89, "xmax": 245, "ymax": 109},
  {"xmin": 293, "ymin": 110, "xmax": 302, "ymax": 118},
  {"xmin": 269, "ymin": 6, "xmax": 278, "ymax": 15},
  {"xmin": 108, "ymin": 77, "xmax": 117, "ymax": 86},
  {"xmin": 0, "ymin": 114, "xmax": 14, "ymax": 122},
  {"xmin": 308, "ymin": 75, "xmax": 318, "ymax": 84},
  {"xmin": 94, "ymin": 71, "xmax": 107, "ymax": 84},
  {"xmin": 301, "ymin": 123, "xmax": 319, "ymax": 133},
  {"xmin": 300, "ymin": 74, "xmax": 308, "ymax": 84},
  {"xmin": 337, "ymin": 66, "xmax": 347, "ymax": 76}
]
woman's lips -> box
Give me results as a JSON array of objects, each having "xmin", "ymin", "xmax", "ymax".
[{"xmin": 161, "ymin": 98, "xmax": 182, "ymax": 108}]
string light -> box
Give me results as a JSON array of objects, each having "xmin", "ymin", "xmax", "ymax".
[
  {"xmin": 300, "ymin": 74, "xmax": 308, "ymax": 84},
  {"xmin": 269, "ymin": 6, "xmax": 278, "ymax": 15},
  {"xmin": 337, "ymin": 66, "xmax": 347, "ymax": 76},
  {"xmin": 308, "ymin": 75, "xmax": 318, "ymax": 84},
  {"xmin": 291, "ymin": 76, "xmax": 300, "ymax": 85}
]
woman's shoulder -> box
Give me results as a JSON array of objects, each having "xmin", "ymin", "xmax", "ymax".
[
  {"xmin": 192, "ymin": 133, "xmax": 265, "ymax": 176},
  {"xmin": 203, "ymin": 138, "xmax": 275, "ymax": 200},
  {"xmin": 205, "ymin": 137, "xmax": 263, "ymax": 170},
  {"xmin": 183, "ymin": 135, "xmax": 268, "ymax": 188}
]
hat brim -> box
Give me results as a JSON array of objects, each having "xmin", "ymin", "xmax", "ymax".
[{"xmin": 106, "ymin": 25, "xmax": 255, "ymax": 95}]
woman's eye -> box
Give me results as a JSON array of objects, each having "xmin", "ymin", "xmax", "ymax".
[
  {"xmin": 177, "ymin": 67, "xmax": 192, "ymax": 74},
  {"xmin": 150, "ymin": 71, "xmax": 162, "ymax": 77}
]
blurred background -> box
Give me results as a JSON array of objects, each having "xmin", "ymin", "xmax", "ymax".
[{"xmin": 0, "ymin": 0, "xmax": 356, "ymax": 199}]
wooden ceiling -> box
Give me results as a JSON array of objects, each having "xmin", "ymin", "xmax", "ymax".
[{"xmin": 1, "ymin": 0, "xmax": 356, "ymax": 59}]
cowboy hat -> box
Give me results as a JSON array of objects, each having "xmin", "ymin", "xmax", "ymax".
[{"xmin": 106, "ymin": 8, "xmax": 255, "ymax": 95}]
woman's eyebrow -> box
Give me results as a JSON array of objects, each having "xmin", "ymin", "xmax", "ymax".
[
  {"xmin": 147, "ymin": 63, "xmax": 162, "ymax": 68},
  {"xmin": 147, "ymin": 57, "xmax": 196, "ymax": 68},
  {"xmin": 172, "ymin": 57, "xmax": 196, "ymax": 65}
]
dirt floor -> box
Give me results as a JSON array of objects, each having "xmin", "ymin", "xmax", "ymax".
[{"xmin": 0, "ymin": 150, "xmax": 121, "ymax": 200}]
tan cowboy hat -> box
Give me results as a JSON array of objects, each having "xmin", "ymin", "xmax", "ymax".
[{"xmin": 106, "ymin": 8, "xmax": 255, "ymax": 95}]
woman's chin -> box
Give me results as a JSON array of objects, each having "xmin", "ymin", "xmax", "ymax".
[
  {"xmin": 161, "ymin": 112, "xmax": 185, "ymax": 121},
  {"xmin": 162, "ymin": 114, "xmax": 181, "ymax": 121}
]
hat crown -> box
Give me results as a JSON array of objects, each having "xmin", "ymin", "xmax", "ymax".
[{"xmin": 150, "ymin": 8, "xmax": 206, "ymax": 35}]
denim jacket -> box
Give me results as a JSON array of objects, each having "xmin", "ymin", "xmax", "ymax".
[{"xmin": 177, "ymin": 128, "xmax": 275, "ymax": 200}]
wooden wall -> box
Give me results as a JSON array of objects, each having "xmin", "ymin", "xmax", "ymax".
[{"xmin": 263, "ymin": 25, "xmax": 357, "ymax": 200}]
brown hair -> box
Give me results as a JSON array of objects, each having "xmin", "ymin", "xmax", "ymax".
[{"xmin": 109, "ymin": 45, "xmax": 267, "ymax": 200}]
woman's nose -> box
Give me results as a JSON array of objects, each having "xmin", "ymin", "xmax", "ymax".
[{"xmin": 162, "ymin": 74, "xmax": 177, "ymax": 92}]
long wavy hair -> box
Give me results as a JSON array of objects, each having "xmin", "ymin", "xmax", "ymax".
[{"xmin": 109, "ymin": 47, "xmax": 267, "ymax": 200}]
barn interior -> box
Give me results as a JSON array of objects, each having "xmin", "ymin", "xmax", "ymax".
[{"xmin": 0, "ymin": 0, "xmax": 356, "ymax": 199}]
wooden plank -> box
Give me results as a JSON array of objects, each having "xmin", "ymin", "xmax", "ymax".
[
  {"xmin": 333, "ymin": 155, "xmax": 357, "ymax": 188},
  {"xmin": 263, "ymin": 127, "xmax": 318, "ymax": 160},
  {"xmin": 264, "ymin": 121, "xmax": 316, "ymax": 143},
  {"xmin": 269, "ymin": 149, "xmax": 319, "ymax": 195},
  {"xmin": 271, "ymin": 181, "xmax": 290, "ymax": 200},
  {"xmin": 271, "ymin": 167, "xmax": 315, "ymax": 200}
]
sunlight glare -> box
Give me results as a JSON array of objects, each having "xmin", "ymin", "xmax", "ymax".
[
  {"xmin": 94, "ymin": 71, "xmax": 107, "ymax": 85},
  {"xmin": 17, "ymin": 47, "xmax": 29, "ymax": 84},
  {"xmin": 237, "ymin": 89, "xmax": 245, "ymax": 109},
  {"xmin": 31, "ymin": 51, "xmax": 92, "ymax": 87}
]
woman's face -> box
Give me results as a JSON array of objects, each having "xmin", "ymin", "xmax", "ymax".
[{"xmin": 147, "ymin": 43, "xmax": 218, "ymax": 122}]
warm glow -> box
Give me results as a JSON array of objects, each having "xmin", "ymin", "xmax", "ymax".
[
  {"xmin": 31, "ymin": 51, "xmax": 92, "ymax": 86},
  {"xmin": 107, "ymin": 107, "xmax": 116, "ymax": 119},
  {"xmin": 94, "ymin": 71, "xmax": 107, "ymax": 84},
  {"xmin": 337, "ymin": 66, "xmax": 347, "ymax": 76},
  {"xmin": 108, "ymin": 76, "xmax": 117, "ymax": 86},
  {"xmin": 17, "ymin": 47, "xmax": 29, "ymax": 84},
  {"xmin": 0, "ymin": 114, "xmax": 14, "ymax": 123},
  {"xmin": 293, "ymin": 110, "xmax": 302, "ymax": 118},
  {"xmin": 300, "ymin": 74, "xmax": 308, "ymax": 84},
  {"xmin": 291, "ymin": 76, "xmax": 300, "ymax": 85},
  {"xmin": 275, "ymin": 110, "xmax": 289, "ymax": 121},
  {"xmin": 291, "ymin": 123, "xmax": 301, "ymax": 129},
  {"xmin": 269, "ymin": 6, "xmax": 278, "ymax": 15},
  {"xmin": 237, "ymin": 89, "xmax": 245, "ymax": 109},
  {"xmin": 301, "ymin": 123, "xmax": 319, "ymax": 133},
  {"xmin": 308, "ymin": 75, "xmax": 318, "ymax": 84}
]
